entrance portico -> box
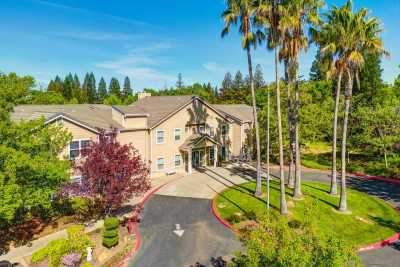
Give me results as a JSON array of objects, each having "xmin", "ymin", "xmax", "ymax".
[{"xmin": 179, "ymin": 134, "xmax": 220, "ymax": 174}]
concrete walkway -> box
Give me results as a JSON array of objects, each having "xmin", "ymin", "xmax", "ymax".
[{"xmin": 0, "ymin": 173, "xmax": 182, "ymax": 266}]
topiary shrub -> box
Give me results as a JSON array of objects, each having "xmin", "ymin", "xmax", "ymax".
[{"xmin": 102, "ymin": 217, "xmax": 119, "ymax": 248}]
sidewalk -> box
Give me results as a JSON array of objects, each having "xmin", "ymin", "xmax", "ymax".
[{"xmin": 0, "ymin": 173, "xmax": 182, "ymax": 266}]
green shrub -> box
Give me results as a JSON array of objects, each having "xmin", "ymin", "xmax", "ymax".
[
  {"xmin": 104, "ymin": 217, "xmax": 119, "ymax": 229},
  {"xmin": 31, "ymin": 225, "xmax": 93, "ymax": 267},
  {"xmin": 102, "ymin": 236, "xmax": 119, "ymax": 248},
  {"xmin": 70, "ymin": 197, "xmax": 91, "ymax": 218},
  {"xmin": 227, "ymin": 214, "xmax": 243, "ymax": 224},
  {"xmin": 244, "ymin": 211, "xmax": 257, "ymax": 221},
  {"xmin": 80, "ymin": 262, "xmax": 93, "ymax": 267},
  {"xmin": 102, "ymin": 229, "xmax": 118, "ymax": 238},
  {"xmin": 102, "ymin": 217, "xmax": 119, "ymax": 248}
]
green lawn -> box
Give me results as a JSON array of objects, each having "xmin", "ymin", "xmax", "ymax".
[{"xmin": 215, "ymin": 181, "xmax": 400, "ymax": 247}]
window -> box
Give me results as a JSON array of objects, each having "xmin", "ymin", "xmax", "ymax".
[
  {"xmin": 199, "ymin": 125, "xmax": 205, "ymax": 134},
  {"xmin": 221, "ymin": 125, "xmax": 228, "ymax": 136},
  {"xmin": 157, "ymin": 157, "xmax": 165, "ymax": 170},
  {"xmin": 69, "ymin": 139, "xmax": 90, "ymax": 159},
  {"xmin": 156, "ymin": 130, "xmax": 165, "ymax": 144},
  {"xmin": 209, "ymin": 147, "xmax": 215, "ymax": 164},
  {"xmin": 174, "ymin": 154, "xmax": 181, "ymax": 167},
  {"xmin": 71, "ymin": 176, "xmax": 83, "ymax": 185},
  {"xmin": 209, "ymin": 127, "xmax": 215, "ymax": 137},
  {"xmin": 174, "ymin": 128, "xmax": 182, "ymax": 141}
]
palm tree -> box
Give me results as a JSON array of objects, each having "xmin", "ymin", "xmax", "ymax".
[
  {"xmin": 311, "ymin": 3, "xmax": 348, "ymax": 196},
  {"xmin": 256, "ymin": 0, "xmax": 288, "ymax": 215},
  {"xmin": 279, "ymin": 0, "xmax": 323, "ymax": 198},
  {"xmin": 222, "ymin": 0, "xmax": 263, "ymax": 196},
  {"xmin": 313, "ymin": 0, "xmax": 387, "ymax": 211}
]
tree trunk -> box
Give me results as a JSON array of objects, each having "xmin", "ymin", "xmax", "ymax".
[
  {"xmin": 339, "ymin": 71, "xmax": 352, "ymax": 212},
  {"xmin": 293, "ymin": 68, "xmax": 302, "ymax": 199},
  {"xmin": 331, "ymin": 70, "xmax": 343, "ymax": 196},
  {"xmin": 247, "ymin": 46, "xmax": 262, "ymax": 196},
  {"xmin": 285, "ymin": 60, "xmax": 295, "ymax": 189},
  {"xmin": 266, "ymin": 88, "xmax": 271, "ymax": 209},
  {"xmin": 275, "ymin": 46, "xmax": 288, "ymax": 215}
]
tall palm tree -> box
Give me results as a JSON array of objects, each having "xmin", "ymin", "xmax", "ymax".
[
  {"xmin": 313, "ymin": 0, "xmax": 387, "ymax": 211},
  {"xmin": 222, "ymin": 0, "xmax": 263, "ymax": 196},
  {"xmin": 311, "ymin": 2, "xmax": 350, "ymax": 196},
  {"xmin": 279, "ymin": 0, "xmax": 323, "ymax": 198},
  {"xmin": 256, "ymin": 0, "xmax": 288, "ymax": 215}
]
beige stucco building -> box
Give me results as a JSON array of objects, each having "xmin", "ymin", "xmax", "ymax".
[{"xmin": 12, "ymin": 94, "xmax": 254, "ymax": 177}]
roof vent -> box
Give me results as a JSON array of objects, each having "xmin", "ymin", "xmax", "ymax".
[{"xmin": 138, "ymin": 92, "xmax": 151, "ymax": 100}]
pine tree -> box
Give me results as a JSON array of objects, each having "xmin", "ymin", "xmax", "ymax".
[
  {"xmin": 176, "ymin": 73, "xmax": 184, "ymax": 89},
  {"xmin": 109, "ymin": 77, "xmax": 121, "ymax": 97},
  {"xmin": 123, "ymin": 77, "xmax": 133, "ymax": 97},
  {"xmin": 98, "ymin": 77, "xmax": 107, "ymax": 101},
  {"xmin": 62, "ymin": 73, "xmax": 74, "ymax": 100},
  {"xmin": 220, "ymin": 72, "xmax": 233, "ymax": 101},
  {"xmin": 357, "ymin": 52, "xmax": 383, "ymax": 97},
  {"xmin": 82, "ymin": 73, "xmax": 90, "ymax": 103},
  {"xmin": 47, "ymin": 80, "xmax": 55, "ymax": 92},
  {"xmin": 309, "ymin": 50, "xmax": 328, "ymax": 81},
  {"xmin": 87, "ymin": 72, "xmax": 97, "ymax": 103},
  {"xmin": 233, "ymin": 71, "xmax": 244, "ymax": 90},
  {"xmin": 254, "ymin": 64, "xmax": 265, "ymax": 89},
  {"xmin": 72, "ymin": 74, "xmax": 82, "ymax": 102},
  {"xmin": 50, "ymin": 75, "xmax": 63, "ymax": 93}
]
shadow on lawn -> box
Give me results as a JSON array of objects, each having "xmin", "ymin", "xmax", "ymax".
[{"xmin": 368, "ymin": 216, "xmax": 400, "ymax": 233}]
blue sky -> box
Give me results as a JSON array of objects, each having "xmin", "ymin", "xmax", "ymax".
[{"xmin": 1, "ymin": 0, "xmax": 399, "ymax": 91}]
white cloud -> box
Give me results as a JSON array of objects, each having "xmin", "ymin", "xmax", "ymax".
[
  {"xmin": 48, "ymin": 31, "xmax": 139, "ymax": 41},
  {"xmin": 202, "ymin": 62, "xmax": 226, "ymax": 74},
  {"xmin": 94, "ymin": 42, "xmax": 176, "ymax": 88}
]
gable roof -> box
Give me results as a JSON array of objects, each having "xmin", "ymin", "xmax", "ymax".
[
  {"xmin": 11, "ymin": 104, "xmax": 122, "ymax": 130},
  {"xmin": 212, "ymin": 104, "xmax": 254, "ymax": 123}
]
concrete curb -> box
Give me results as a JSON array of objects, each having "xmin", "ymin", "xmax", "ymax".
[
  {"xmin": 210, "ymin": 195, "xmax": 234, "ymax": 231},
  {"xmin": 115, "ymin": 175, "xmax": 184, "ymax": 267},
  {"xmin": 210, "ymin": 185, "xmax": 400, "ymax": 253}
]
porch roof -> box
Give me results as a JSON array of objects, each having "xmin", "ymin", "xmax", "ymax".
[{"xmin": 179, "ymin": 134, "xmax": 221, "ymax": 151}]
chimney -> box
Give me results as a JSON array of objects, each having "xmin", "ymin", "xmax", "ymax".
[{"xmin": 138, "ymin": 92, "xmax": 151, "ymax": 100}]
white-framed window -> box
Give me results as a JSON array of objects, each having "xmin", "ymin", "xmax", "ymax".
[
  {"xmin": 199, "ymin": 125, "xmax": 205, "ymax": 134},
  {"xmin": 69, "ymin": 139, "xmax": 90, "ymax": 159},
  {"xmin": 174, "ymin": 128, "xmax": 182, "ymax": 141},
  {"xmin": 156, "ymin": 130, "xmax": 165, "ymax": 144},
  {"xmin": 157, "ymin": 157, "xmax": 165, "ymax": 170},
  {"xmin": 174, "ymin": 154, "xmax": 181, "ymax": 167},
  {"xmin": 209, "ymin": 126, "xmax": 215, "ymax": 137},
  {"xmin": 71, "ymin": 175, "xmax": 83, "ymax": 185}
]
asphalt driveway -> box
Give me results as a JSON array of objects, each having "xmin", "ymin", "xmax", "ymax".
[{"xmin": 129, "ymin": 165, "xmax": 400, "ymax": 267}]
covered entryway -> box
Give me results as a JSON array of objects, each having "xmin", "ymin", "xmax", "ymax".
[{"xmin": 179, "ymin": 134, "xmax": 221, "ymax": 174}]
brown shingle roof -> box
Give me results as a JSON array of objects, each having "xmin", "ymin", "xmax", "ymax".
[
  {"xmin": 114, "ymin": 95, "xmax": 194, "ymax": 128},
  {"xmin": 212, "ymin": 104, "xmax": 254, "ymax": 123},
  {"xmin": 11, "ymin": 104, "xmax": 122, "ymax": 130}
]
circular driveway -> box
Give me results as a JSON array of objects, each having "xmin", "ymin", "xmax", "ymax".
[{"xmin": 129, "ymin": 165, "xmax": 400, "ymax": 267}]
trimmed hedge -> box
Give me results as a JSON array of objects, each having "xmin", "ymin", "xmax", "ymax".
[
  {"xmin": 104, "ymin": 217, "xmax": 119, "ymax": 229},
  {"xmin": 102, "ymin": 217, "xmax": 119, "ymax": 248}
]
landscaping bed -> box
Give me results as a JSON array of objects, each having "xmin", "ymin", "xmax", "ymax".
[{"xmin": 215, "ymin": 180, "xmax": 400, "ymax": 247}]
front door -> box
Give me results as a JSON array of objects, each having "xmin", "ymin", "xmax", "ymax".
[{"xmin": 192, "ymin": 150, "xmax": 200, "ymax": 168}]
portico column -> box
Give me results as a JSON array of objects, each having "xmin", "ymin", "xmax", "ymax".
[
  {"xmin": 214, "ymin": 145, "xmax": 218, "ymax": 168},
  {"xmin": 188, "ymin": 149, "xmax": 192, "ymax": 174}
]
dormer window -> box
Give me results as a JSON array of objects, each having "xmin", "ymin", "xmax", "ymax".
[{"xmin": 199, "ymin": 125, "xmax": 205, "ymax": 134}]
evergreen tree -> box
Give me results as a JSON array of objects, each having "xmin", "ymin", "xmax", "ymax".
[
  {"xmin": 254, "ymin": 64, "xmax": 265, "ymax": 89},
  {"xmin": 109, "ymin": 77, "xmax": 121, "ymax": 97},
  {"xmin": 233, "ymin": 71, "xmax": 244, "ymax": 90},
  {"xmin": 309, "ymin": 50, "xmax": 329, "ymax": 81},
  {"xmin": 72, "ymin": 74, "xmax": 82, "ymax": 102},
  {"xmin": 62, "ymin": 73, "xmax": 74, "ymax": 100},
  {"xmin": 82, "ymin": 73, "xmax": 90, "ymax": 103},
  {"xmin": 48, "ymin": 75, "xmax": 63, "ymax": 93},
  {"xmin": 357, "ymin": 52, "xmax": 383, "ymax": 97},
  {"xmin": 221, "ymin": 72, "xmax": 233, "ymax": 91},
  {"xmin": 87, "ymin": 72, "xmax": 97, "ymax": 103},
  {"xmin": 98, "ymin": 77, "xmax": 107, "ymax": 101},
  {"xmin": 123, "ymin": 76, "xmax": 133, "ymax": 97},
  {"xmin": 176, "ymin": 73, "xmax": 184, "ymax": 89}
]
